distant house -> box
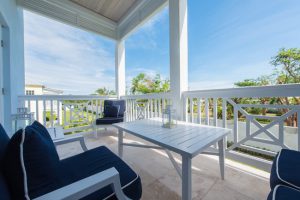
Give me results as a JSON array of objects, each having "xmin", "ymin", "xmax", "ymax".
[
  {"xmin": 25, "ymin": 84, "xmax": 63, "ymax": 95},
  {"xmin": 25, "ymin": 84, "xmax": 63, "ymax": 124}
]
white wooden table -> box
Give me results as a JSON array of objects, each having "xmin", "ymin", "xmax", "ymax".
[{"xmin": 113, "ymin": 118, "xmax": 231, "ymax": 200}]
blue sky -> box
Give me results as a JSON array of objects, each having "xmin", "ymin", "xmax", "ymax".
[{"xmin": 24, "ymin": 0, "xmax": 300, "ymax": 94}]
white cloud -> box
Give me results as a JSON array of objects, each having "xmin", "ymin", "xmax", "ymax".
[{"xmin": 24, "ymin": 11, "xmax": 115, "ymax": 95}]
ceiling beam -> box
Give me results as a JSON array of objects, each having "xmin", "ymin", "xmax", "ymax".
[{"xmin": 117, "ymin": 0, "xmax": 168, "ymax": 40}]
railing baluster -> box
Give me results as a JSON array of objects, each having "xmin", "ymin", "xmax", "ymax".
[
  {"xmin": 233, "ymin": 105, "xmax": 238, "ymax": 144},
  {"xmin": 150, "ymin": 99, "xmax": 153, "ymax": 118},
  {"xmin": 57, "ymin": 100, "xmax": 60, "ymax": 126},
  {"xmin": 222, "ymin": 99, "xmax": 227, "ymax": 128},
  {"xmin": 158, "ymin": 99, "xmax": 161, "ymax": 117},
  {"xmin": 190, "ymin": 98, "xmax": 193, "ymax": 123},
  {"xmin": 183, "ymin": 97, "xmax": 188, "ymax": 122},
  {"xmin": 197, "ymin": 98, "xmax": 201, "ymax": 124},
  {"xmin": 43, "ymin": 100, "xmax": 46, "ymax": 126},
  {"xmin": 50, "ymin": 100, "xmax": 54, "ymax": 127},
  {"xmin": 35, "ymin": 100, "xmax": 39, "ymax": 121},
  {"xmin": 213, "ymin": 98, "xmax": 218, "ymax": 126},
  {"xmin": 205, "ymin": 98, "xmax": 209, "ymax": 125}
]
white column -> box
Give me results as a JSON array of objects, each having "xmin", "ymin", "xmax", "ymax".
[
  {"xmin": 169, "ymin": 0, "xmax": 188, "ymax": 120},
  {"xmin": 115, "ymin": 40, "xmax": 126, "ymax": 99}
]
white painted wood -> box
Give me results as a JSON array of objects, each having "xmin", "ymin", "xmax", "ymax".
[
  {"xmin": 43, "ymin": 100, "xmax": 46, "ymax": 126},
  {"xmin": 189, "ymin": 98, "xmax": 193, "ymax": 123},
  {"xmin": 233, "ymin": 106, "xmax": 238, "ymax": 144},
  {"xmin": 115, "ymin": 40, "xmax": 126, "ymax": 98},
  {"xmin": 205, "ymin": 98, "xmax": 209, "ymax": 125},
  {"xmin": 114, "ymin": 119, "xmax": 228, "ymax": 200},
  {"xmin": 182, "ymin": 155, "xmax": 191, "ymax": 200},
  {"xmin": 218, "ymin": 138, "xmax": 225, "ymax": 180},
  {"xmin": 71, "ymin": 0, "xmax": 137, "ymax": 22},
  {"xmin": 118, "ymin": 0, "xmax": 168, "ymax": 39},
  {"xmin": 165, "ymin": 150, "xmax": 182, "ymax": 178},
  {"xmin": 182, "ymin": 84, "xmax": 300, "ymax": 98},
  {"xmin": 169, "ymin": 0, "xmax": 188, "ymax": 121},
  {"xmin": 33, "ymin": 167, "xmax": 129, "ymax": 200},
  {"xmin": 118, "ymin": 128, "xmax": 124, "ymax": 158},
  {"xmin": 213, "ymin": 98, "xmax": 217, "ymax": 126},
  {"xmin": 54, "ymin": 135, "xmax": 88, "ymax": 152},
  {"xmin": 19, "ymin": 0, "xmax": 118, "ymax": 40},
  {"xmin": 197, "ymin": 98, "xmax": 201, "ymax": 124},
  {"xmin": 113, "ymin": 118, "xmax": 230, "ymax": 158},
  {"xmin": 222, "ymin": 99, "xmax": 226, "ymax": 128}
]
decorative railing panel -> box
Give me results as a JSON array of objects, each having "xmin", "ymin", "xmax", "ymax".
[
  {"xmin": 183, "ymin": 84, "xmax": 300, "ymax": 170},
  {"xmin": 18, "ymin": 95, "xmax": 115, "ymax": 133},
  {"xmin": 121, "ymin": 93, "xmax": 172, "ymax": 122}
]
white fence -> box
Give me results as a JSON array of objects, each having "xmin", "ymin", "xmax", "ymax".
[
  {"xmin": 18, "ymin": 95, "xmax": 116, "ymax": 133},
  {"xmin": 183, "ymin": 84, "xmax": 300, "ymax": 171},
  {"xmin": 121, "ymin": 92, "xmax": 172, "ymax": 121},
  {"xmin": 18, "ymin": 84, "xmax": 300, "ymax": 171}
]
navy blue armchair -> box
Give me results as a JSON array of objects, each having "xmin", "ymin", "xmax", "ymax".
[
  {"xmin": 0, "ymin": 122, "xmax": 142, "ymax": 200},
  {"xmin": 267, "ymin": 149, "xmax": 300, "ymax": 200},
  {"xmin": 93, "ymin": 100, "xmax": 126, "ymax": 136}
]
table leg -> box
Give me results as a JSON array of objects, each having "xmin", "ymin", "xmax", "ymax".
[
  {"xmin": 182, "ymin": 155, "xmax": 192, "ymax": 200},
  {"xmin": 118, "ymin": 129, "xmax": 124, "ymax": 158},
  {"xmin": 218, "ymin": 138, "xmax": 225, "ymax": 180}
]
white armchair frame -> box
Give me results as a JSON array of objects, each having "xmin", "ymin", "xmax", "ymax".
[{"xmin": 33, "ymin": 167, "xmax": 130, "ymax": 200}]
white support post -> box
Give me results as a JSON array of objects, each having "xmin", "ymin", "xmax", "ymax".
[
  {"xmin": 115, "ymin": 40, "xmax": 126, "ymax": 99},
  {"xmin": 169, "ymin": 0, "xmax": 188, "ymax": 120}
]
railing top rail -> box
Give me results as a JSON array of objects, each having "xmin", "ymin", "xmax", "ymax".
[
  {"xmin": 183, "ymin": 84, "xmax": 300, "ymax": 98},
  {"xmin": 121, "ymin": 92, "xmax": 172, "ymax": 100},
  {"xmin": 18, "ymin": 95, "xmax": 117, "ymax": 100}
]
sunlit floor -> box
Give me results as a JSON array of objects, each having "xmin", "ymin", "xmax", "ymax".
[{"xmin": 56, "ymin": 128, "xmax": 270, "ymax": 200}]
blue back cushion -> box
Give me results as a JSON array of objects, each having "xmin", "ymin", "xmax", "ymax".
[
  {"xmin": 0, "ymin": 124, "xmax": 11, "ymax": 200},
  {"xmin": 3, "ymin": 124, "xmax": 61, "ymax": 199},
  {"xmin": 104, "ymin": 105, "xmax": 120, "ymax": 117},
  {"xmin": 31, "ymin": 121, "xmax": 60, "ymax": 161},
  {"xmin": 2, "ymin": 129, "xmax": 25, "ymax": 200},
  {"xmin": 104, "ymin": 100, "xmax": 126, "ymax": 117}
]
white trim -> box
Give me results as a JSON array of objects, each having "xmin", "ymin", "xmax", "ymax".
[
  {"xmin": 103, "ymin": 173, "xmax": 140, "ymax": 200},
  {"xmin": 20, "ymin": 129, "xmax": 30, "ymax": 200},
  {"xmin": 276, "ymin": 150, "xmax": 300, "ymax": 190},
  {"xmin": 272, "ymin": 184, "xmax": 300, "ymax": 200}
]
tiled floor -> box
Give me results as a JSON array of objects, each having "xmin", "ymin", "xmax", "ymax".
[{"xmin": 56, "ymin": 129, "xmax": 270, "ymax": 200}]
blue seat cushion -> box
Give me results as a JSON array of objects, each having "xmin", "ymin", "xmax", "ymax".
[
  {"xmin": 3, "ymin": 126, "xmax": 62, "ymax": 199},
  {"xmin": 0, "ymin": 172, "xmax": 10, "ymax": 200},
  {"xmin": 270, "ymin": 149, "xmax": 300, "ymax": 190},
  {"xmin": 104, "ymin": 105, "xmax": 120, "ymax": 118},
  {"xmin": 59, "ymin": 146, "xmax": 142, "ymax": 200},
  {"xmin": 267, "ymin": 185, "xmax": 300, "ymax": 200},
  {"xmin": 96, "ymin": 117, "xmax": 124, "ymax": 125}
]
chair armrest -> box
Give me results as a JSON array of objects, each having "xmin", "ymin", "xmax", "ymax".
[
  {"xmin": 33, "ymin": 167, "xmax": 130, "ymax": 200},
  {"xmin": 54, "ymin": 135, "xmax": 88, "ymax": 152}
]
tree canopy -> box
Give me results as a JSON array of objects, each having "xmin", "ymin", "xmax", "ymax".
[
  {"xmin": 130, "ymin": 73, "xmax": 170, "ymax": 94},
  {"xmin": 93, "ymin": 87, "xmax": 116, "ymax": 96}
]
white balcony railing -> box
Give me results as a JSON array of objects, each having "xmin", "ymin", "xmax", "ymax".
[
  {"xmin": 18, "ymin": 95, "xmax": 116, "ymax": 133},
  {"xmin": 183, "ymin": 84, "xmax": 300, "ymax": 171},
  {"xmin": 18, "ymin": 84, "xmax": 300, "ymax": 171},
  {"xmin": 121, "ymin": 92, "xmax": 172, "ymax": 121}
]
